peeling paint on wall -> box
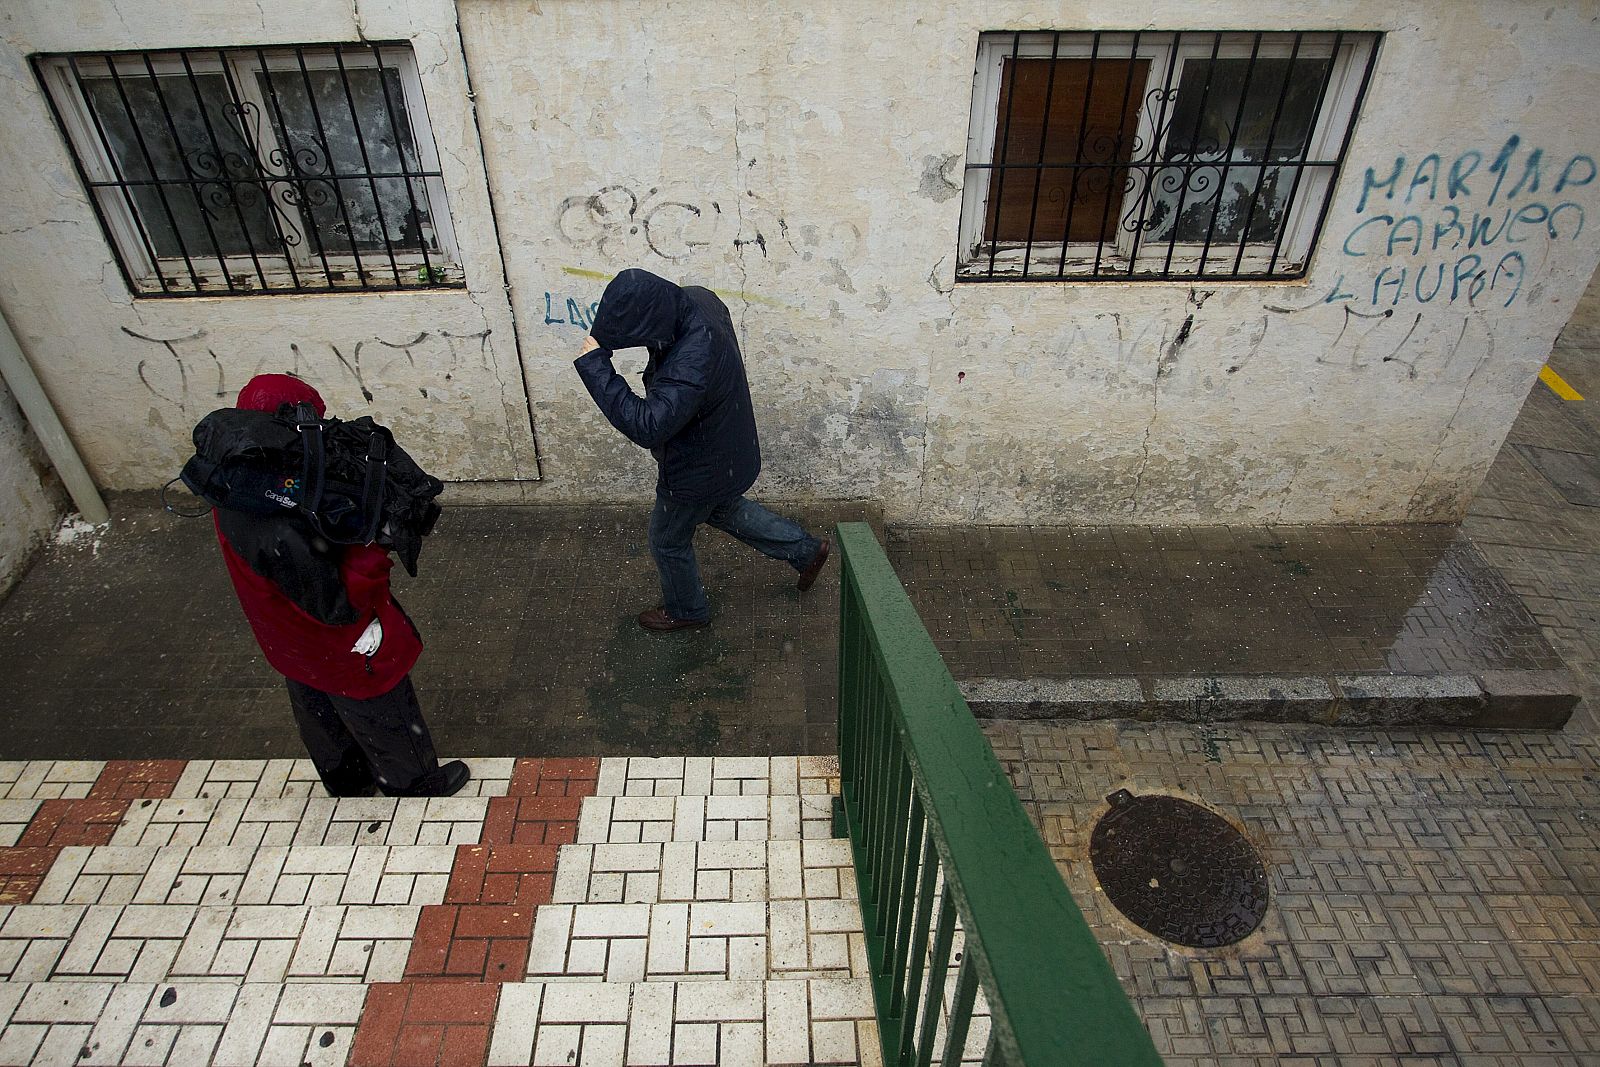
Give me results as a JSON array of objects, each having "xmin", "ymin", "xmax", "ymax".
[
  {"xmin": 0, "ymin": 376, "xmax": 67, "ymax": 594},
  {"xmin": 3, "ymin": 0, "xmax": 1600, "ymax": 526}
]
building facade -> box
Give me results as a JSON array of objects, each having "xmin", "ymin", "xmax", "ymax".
[{"xmin": 1, "ymin": 0, "xmax": 1597, "ymax": 524}]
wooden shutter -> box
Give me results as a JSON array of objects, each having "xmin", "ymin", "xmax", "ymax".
[{"xmin": 984, "ymin": 58, "xmax": 1148, "ymax": 245}]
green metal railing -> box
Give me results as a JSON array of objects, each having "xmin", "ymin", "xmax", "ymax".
[{"xmin": 834, "ymin": 522, "xmax": 1163, "ymax": 1067}]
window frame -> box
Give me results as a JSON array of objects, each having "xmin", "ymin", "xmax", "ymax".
[
  {"xmin": 34, "ymin": 43, "xmax": 461, "ymax": 297},
  {"xmin": 957, "ymin": 31, "xmax": 1380, "ymax": 282}
]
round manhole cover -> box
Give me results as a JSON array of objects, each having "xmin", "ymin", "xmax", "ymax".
[{"xmin": 1089, "ymin": 789, "xmax": 1268, "ymax": 948}]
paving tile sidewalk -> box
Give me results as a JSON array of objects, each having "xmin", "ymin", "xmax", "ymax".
[{"xmin": 0, "ymin": 756, "xmax": 933, "ymax": 1066}]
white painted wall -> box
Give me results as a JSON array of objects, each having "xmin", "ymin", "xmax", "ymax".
[
  {"xmin": 0, "ymin": 0, "xmax": 537, "ymax": 491},
  {"xmin": 2, "ymin": 0, "xmax": 1598, "ymax": 525},
  {"xmin": 0, "ymin": 376, "xmax": 66, "ymax": 594}
]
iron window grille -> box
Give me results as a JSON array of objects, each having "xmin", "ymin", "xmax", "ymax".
[
  {"xmin": 33, "ymin": 43, "xmax": 461, "ymax": 297},
  {"xmin": 957, "ymin": 31, "xmax": 1381, "ymax": 283}
]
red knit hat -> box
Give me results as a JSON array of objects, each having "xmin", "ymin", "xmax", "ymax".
[{"xmin": 236, "ymin": 374, "xmax": 326, "ymax": 418}]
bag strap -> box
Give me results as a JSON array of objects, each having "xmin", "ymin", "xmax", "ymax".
[
  {"xmin": 294, "ymin": 402, "xmax": 389, "ymax": 546},
  {"xmin": 355, "ymin": 431, "xmax": 388, "ymax": 544},
  {"xmin": 293, "ymin": 402, "xmax": 328, "ymax": 529}
]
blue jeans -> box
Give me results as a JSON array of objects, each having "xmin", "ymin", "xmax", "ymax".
[{"xmin": 650, "ymin": 494, "xmax": 822, "ymax": 622}]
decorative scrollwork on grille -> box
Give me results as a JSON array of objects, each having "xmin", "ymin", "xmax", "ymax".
[
  {"xmin": 959, "ymin": 30, "xmax": 1377, "ymax": 280},
  {"xmin": 42, "ymin": 44, "xmax": 457, "ymax": 294}
]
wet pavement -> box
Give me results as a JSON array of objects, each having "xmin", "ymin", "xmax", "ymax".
[
  {"xmin": 0, "ymin": 480, "xmax": 1575, "ymax": 758},
  {"xmin": 0, "ymin": 503, "xmax": 867, "ymax": 761},
  {"xmin": 890, "ymin": 525, "xmax": 1564, "ymax": 679}
]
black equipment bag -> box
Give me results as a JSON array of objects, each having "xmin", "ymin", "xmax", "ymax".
[{"xmin": 179, "ymin": 403, "xmax": 444, "ymax": 575}]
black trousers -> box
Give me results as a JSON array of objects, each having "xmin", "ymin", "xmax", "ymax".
[{"xmin": 284, "ymin": 675, "xmax": 447, "ymax": 797}]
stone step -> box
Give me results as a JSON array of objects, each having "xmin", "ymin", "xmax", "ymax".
[
  {"xmin": 528, "ymin": 896, "xmax": 868, "ymax": 986},
  {"xmin": 963, "ymin": 668, "xmax": 1581, "ymax": 728}
]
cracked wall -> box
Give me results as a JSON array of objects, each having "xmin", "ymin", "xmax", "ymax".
[
  {"xmin": 459, "ymin": 0, "xmax": 1600, "ymax": 524},
  {"xmin": 3, "ymin": 1, "xmax": 1600, "ymax": 525},
  {"xmin": 0, "ymin": 375, "xmax": 67, "ymax": 595},
  {"xmin": 0, "ymin": 0, "xmax": 535, "ymax": 491}
]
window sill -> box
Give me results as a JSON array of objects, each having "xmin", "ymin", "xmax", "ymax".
[
  {"xmin": 955, "ymin": 245, "xmax": 1307, "ymax": 283},
  {"xmin": 129, "ymin": 259, "xmax": 465, "ymax": 297}
]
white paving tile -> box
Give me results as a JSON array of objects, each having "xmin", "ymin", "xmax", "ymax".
[
  {"xmin": 0, "ymin": 753, "xmax": 886, "ymax": 1065},
  {"xmin": 480, "ymin": 979, "xmax": 877, "ymax": 1066}
]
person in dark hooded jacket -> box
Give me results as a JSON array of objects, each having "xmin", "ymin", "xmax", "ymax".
[
  {"xmin": 574, "ymin": 268, "xmax": 830, "ymax": 631},
  {"xmin": 212, "ymin": 374, "xmax": 469, "ymax": 797}
]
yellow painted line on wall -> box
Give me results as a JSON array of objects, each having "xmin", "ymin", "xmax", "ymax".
[{"xmin": 1540, "ymin": 364, "xmax": 1585, "ymax": 401}]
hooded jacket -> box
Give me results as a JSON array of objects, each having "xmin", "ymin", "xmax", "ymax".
[
  {"xmin": 574, "ymin": 269, "xmax": 761, "ymax": 503},
  {"xmin": 212, "ymin": 375, "xmax": 422, "ymax": 699}
]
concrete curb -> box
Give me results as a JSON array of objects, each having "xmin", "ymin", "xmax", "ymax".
[{"xmin": 960, "ymin": 670, "xmax": 1579, "ymax": 729}]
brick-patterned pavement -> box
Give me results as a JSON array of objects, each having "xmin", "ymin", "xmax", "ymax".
[
  {"xmin": 1464, "ymin": 282, "xmax": 1600, "ymax": 733},
  {"xmin": 0, "ymin": 756, "xmax": 912, "ymax": 1066},
  {"xmin": 980, "ymin": 280, "xmax": 1600, "ymax": 1066},
  {"xmin": 342, "ymin": 759, "xmax": 600, "ymax": 1067},
  {"xmin": 987, "ymin": 722, "xmax": 1600, "ymax": 1065}
]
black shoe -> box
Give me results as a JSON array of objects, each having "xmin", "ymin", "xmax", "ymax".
[{"xmin": 391, "ymin": 760, "xmax": 471, "ymax": 798}]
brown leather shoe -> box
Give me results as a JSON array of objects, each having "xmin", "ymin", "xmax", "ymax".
[
  {"xmin": 637, "ymin": 607, "xmax": 710, "ymax": 632},
  {"xmin": 797, "ymin": 538, "xmax": 831, "ymax": 592}
]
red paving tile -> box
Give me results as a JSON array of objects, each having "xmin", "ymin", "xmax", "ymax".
[
  {"xmin": 87, "ymin": 759, "xmax": 187, "ymax": 800},
  {"xmin": 481, "ymin": 796, "xmax": 581, "ymax": 847},
  {"xmin": 443, "ymin": 845, "xmax": 490, "ymax": 901},
  {"xmin": 404, "ymin": 907, "xmax": 456, "ymax": 976},
  {"xmin": 455, "ymin": 904, "xmax": 535, "ymax": 940},
  {"xmin": 445, "ymin": 844, "xmax": 559, "ymax": 907},
  {"xmin": 391, "ymin": 1024, "xmax": 446, "ymax": 1067},
  {"xmin": 0, "ymin": 846, "xmax": 60, "ymax": 877},
  {"xmin": 17, "ymin": 798, "xmax": 131, "ymax": 848},
  {"xmin": 445, "ymin": 937, "xmax": 490, "ymax": 979},
  {"xmin": 507, "ymin": 757, "xmax": 600, "ymax": 797},
  {"xmin": 349, "ymin": 982, "xmax": 500, "ymax": 1067},
  {"xmin": 438, "ymin": 1025, "xmax": 493, "ymax": 1067},
  {"xmin": 0, "ymin": 874, "xmax": 48, "ymax": 904},
  {"xmin": 346, "ymin": 757, "xmax": 601, "ymax": 1058},
  {"xmin": 404, "ymin": 903, "xmax": 535, "ymax": 983},
  {"xmin": 406, "ymin": 980, "xmax": 500, "ymax": 1024},
  {"xmin": 0, "ymin": 844, "xmax": 61, "ymax": 903}
]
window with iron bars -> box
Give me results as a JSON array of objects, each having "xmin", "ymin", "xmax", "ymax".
[
  {"xmin": 957, "ymin": 31, "xmax": 1381, "ymax": 282},
  {"xmin": 33, "ymin": 43, "xmax": 461, "ymax": 297}
]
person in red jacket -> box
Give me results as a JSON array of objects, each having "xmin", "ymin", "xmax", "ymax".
[{"xmin": 213, "ymin": 374, "xmax": 468, "ymax": 797}]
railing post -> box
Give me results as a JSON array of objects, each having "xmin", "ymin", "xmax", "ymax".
[{"xmin": 834, "ymin": 522, "xmax": 1163, "ymax": 1067}]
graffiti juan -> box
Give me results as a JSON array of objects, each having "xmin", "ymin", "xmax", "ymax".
[
  {"xmin": 124, "ymin": 326, "xmax": 495, "ymax": 414},
  {"xmin": 1332, "ymin": 137, "xmax": 1594, "ymax": 309}
]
